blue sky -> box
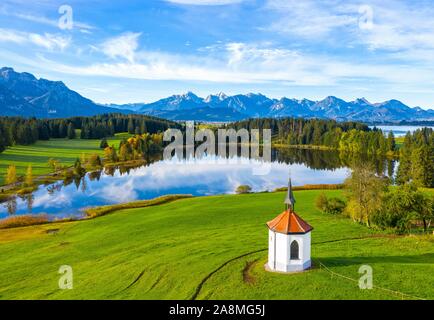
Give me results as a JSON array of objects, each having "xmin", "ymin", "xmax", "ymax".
[{"xmin": 1, "ymin": 0, "xmax": 434, "ymax": 109}]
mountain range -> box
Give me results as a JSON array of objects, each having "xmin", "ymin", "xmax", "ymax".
[
  {"xmin": 1, "ymin": 67, "xmax": 434, "ymax": 122},
  {"xmin": 0, "ymin": 67, "xmax": 126, "ymax": 118},
  {"xmin": 111, "ymin": 91, "xmax": 434, "ymax": 122}
]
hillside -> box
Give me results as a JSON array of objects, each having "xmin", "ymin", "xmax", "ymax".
[
  {"xmin": 0, "ymin": 67, "xmax": 130, "ymax": 118},
  {"xmin": 0, "ymin": 190, "xmax": 432, "ymax": 299},
  {"xmin": 0, "ymin": 133, "xmax": 130, "ymax": 185}
]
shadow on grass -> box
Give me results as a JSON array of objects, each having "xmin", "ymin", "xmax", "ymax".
[{"xmin": 0, "ymin": 154, "xmax": 75, "ymax": 163}]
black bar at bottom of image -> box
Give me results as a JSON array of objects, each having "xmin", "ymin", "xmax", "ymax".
[{"xmin": 0, "ymin": 300, "xmax": 426, "ymax": 318}]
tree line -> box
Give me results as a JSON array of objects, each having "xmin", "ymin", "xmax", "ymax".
[
  {"xmin": 396, "ymin": 127, "xmax": 433, "ymax": 188},
  {"xmin": 227, "ymin": 117, "xmax": 396, "ymax": 155},
  {"xmin": 103, "ymin": 133, "xmax": 164, "ymax": 163},
  {"xmin": 317, "ymin": 163, "xmax": 433, "ymax": 234},
  {"xmin": 0, "ymin": 114, "xmax": 180, "ymax": 153}
]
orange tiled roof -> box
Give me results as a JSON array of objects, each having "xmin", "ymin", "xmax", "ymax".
[{"xmin": 267, "ymin": 210, "xmax": 313, "ymax": 234}]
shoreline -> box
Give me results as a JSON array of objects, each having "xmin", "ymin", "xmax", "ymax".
[
  {"xmin": 0, "ymin": 158, "xmax": 152, "ymax": 203},
  {"xmin": 0, "ymin": 184, "xmax": 346, "ymax": 229},
  {"xmin": 0, "ymin": 194, "xmax": 193, "ymax": 230},
  {"xmin": 272, "ymin": 143, "xmax": 399, "ymax": 158},
  {"xmin": 0, "ymin": 142, "xmax": 398, "ymax": 192}
]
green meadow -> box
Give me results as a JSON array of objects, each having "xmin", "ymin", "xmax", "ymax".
[
  {"xmin": 0, "ymin": 190, "xmax": 432, "ymax": 300},
  {"xmin": 0, "ymin": 133, "xmax": 130, "ymax": 185}
]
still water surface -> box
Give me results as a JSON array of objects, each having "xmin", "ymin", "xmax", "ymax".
[
  {"xmin": 369, "ymin": 125, "xmax": 434, "ymax": 137},
  {"xmin": 0, "ymin": 148, "xmax": 396, "ymax": 220}
]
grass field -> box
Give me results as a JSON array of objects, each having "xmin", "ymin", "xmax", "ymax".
[
  {"xmin": 0, "ymin": 133, "xmax": 131, "ymax": 185},
  {"xmin": 0, "ymin": 189, "xmax": 432, "ymax": 300}
]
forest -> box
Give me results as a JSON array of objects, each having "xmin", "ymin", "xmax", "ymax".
[
  {"xmin": 0, "ymin": 114, "xmax": 180, "ymax": 153},
  {"xmin": 396, "ymin": 127, "xmax": 434, "ymax": 187},
  {"xmin": 228, "ymin": 117, "xmax": 396, "ymax": 155},
  {"xmin": 1, "ymin": 115, "xmax": 433, "ymax": 189}
]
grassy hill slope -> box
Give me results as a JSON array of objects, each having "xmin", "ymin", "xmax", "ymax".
[
  {"xmin": 0, "ymin": 133, "xmax": 130, "ymax": 185},
  {"xmin": 0, "ymin": 190, "xmax": 432, "ymax": 300}
]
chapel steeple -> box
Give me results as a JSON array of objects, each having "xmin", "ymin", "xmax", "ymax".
[
  {"xmin": 284, "ymin": 177, "xmax": 296, "ymax": 212},
  {"xmin": 267, "ymin": 177, "xmax": 313, "ymax": 273}
]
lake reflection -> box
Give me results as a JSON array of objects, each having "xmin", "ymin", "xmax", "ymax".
[{"xmin": 0, "ymin": 148, "xmax": 395, "ymax": 220}]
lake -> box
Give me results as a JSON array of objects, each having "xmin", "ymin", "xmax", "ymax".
[
  {"xmin": 369, "ymin": 125, "xmax": 434, "ymax": 137},
  {"xmin": 0, "ymin": 148, "xmax": 396, "ymax": 220}
]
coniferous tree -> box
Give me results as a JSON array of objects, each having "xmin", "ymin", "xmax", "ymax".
[
  {"xmin": 396, "ymin": 132, "xmax": 413, "ymax": 185},
  {"xmin": 108, "ymin": 120, "xmax": 115, "ymax": 136},
  {"xmin": 104, "ymin": 145, "xmax": 118, "ymax": 163},
  {"xmin": 6, "ymin": 165, "xmax": 17, "ymax": 185},
  {"xmin": 73, "ymin": 158, "xmax": 85, "ymax": 176},
  {"xmin": 100, "ymin": 138, "xmax": 109, "ymax": 149},
  {"xmin": 67, "ymin": 123, "xmax": 76, "ymax": 139},
  {"xmin": 387, "ymin": 131, "xmax": 396, "ymax": 152},
  {"xmin": 140, "ymin": 120, "xmax": 147, "ymax": 134},
  {"xmin": 38, "ymin": 122, "xmax": 50, "ymax": 140},
  {"xmin": 25, "ymin": 165, "xmax": 33, "ymax": 187},
  {"xmin": 119, "ymin": 144, "xmax": 129, "ymax": 161},
  {"xmin": 411, "ymin": 146, "xmax": 433, "ymax": 187},
  {"xmin": 0, "ymin": 114, "xmax": 179, "ymax": 153},
  {"xmin": 0, "ymin": 122, "xmax": 6, "ymax": 152},
  {"xmin": 396, "ymin": 128, "xmax": 433, "ymax": 187},
  {"xmin": 58, "ymin": 121, "xmax": 67, "ymax": 138},
  {"xmin": 127, "ymin": 118, "xmax": 135, "ymax": 134}
]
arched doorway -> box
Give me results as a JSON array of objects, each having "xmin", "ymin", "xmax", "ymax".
[{"xmin": 290, "ymin": 240, "xmax": 299, "ymax": 260}]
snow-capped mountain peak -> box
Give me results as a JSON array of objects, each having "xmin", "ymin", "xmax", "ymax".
[
  {"xmin": 135, "ymin": 92, "xmax": 434, "ymax": 122},
  {"xmin": 1, "ymin": 67, "xmax": 433, "ymax": 122}
]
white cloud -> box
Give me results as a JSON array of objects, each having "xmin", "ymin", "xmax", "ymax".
[
  {"xmin": 354, "ymin": 3, "xmax": 434, "ymax": 52},
  {"xmin": 100, "ymin": 32, "xmax": 141, "ymax": 63},
  {"xmin": 0, "ymin": 28, "xmax": 26, "ymax": 43},
  {"xmin": 28, "ymin": 33, "xmax": 70, "ymax": 50},
  {"xmin": 165, "ymin": 0, "xmax": 244, "ymax": 5},
  {"xmin": 100, "ymin": 179, "xmax": 138, "ymax": 203},
  {"xmin": 0, "ymin": 10, "xmax": 95, "ymax": 32},
  {"xmin": 0, "ymin": 28, "xmax": 70, "ymax": 50},
  {"xmin": 264, "ymin": 0, "xmax": 357, "ymax": 38},
  {"xmin": 32, "ymin": 191, "xmax": 71, "ymax": 209},
  {"xmin": 33, "ymin": 42, "xmax": 329, "ymax": 85},
  {"xmin": 79, "ymin": 156, "xmax": 348, "ymax": 196},
  {"xmin": 28, "ymin": 40, "xmax": 434, "ymax": 90},
  {"xmin": 264, "ymin": 0, "xmax": 434, "ymax": 57}
]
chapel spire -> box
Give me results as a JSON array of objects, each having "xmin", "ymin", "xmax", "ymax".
[{"xmin": 284, "ymin": 176, "xmax": 296, "ymax": 211}]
